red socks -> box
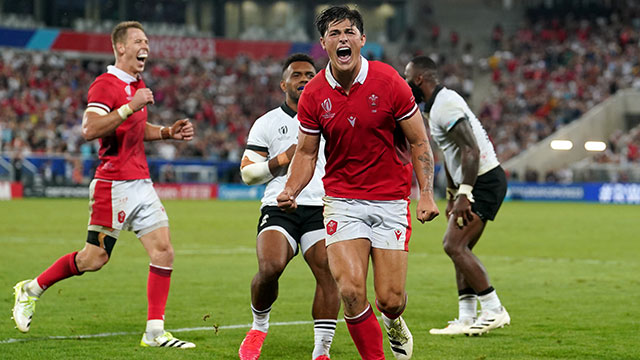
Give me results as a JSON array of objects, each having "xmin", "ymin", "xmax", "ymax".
[
  {"xmin": 147, "ymin": 264, "xmax": 172, "ymax": 320},
  {"xmin": 36, "ymin": 251, "xmax": 82, "ymax": 290},
  {"xmin": 345, "ymin": 304, "xmax": 384, "ymax": 360}
]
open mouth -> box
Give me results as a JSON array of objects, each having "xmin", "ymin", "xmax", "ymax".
[
  {"xmin": 336, "ymin": 47, "xmax": 352, "ymax": 63},
  {"xmin": 136, "ymin": 51, "xmax": 148, "ymax": 64}
]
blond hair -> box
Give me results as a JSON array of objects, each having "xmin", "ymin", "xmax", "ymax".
[{"xmin": 111, "ymin": 21, "xmax": 145, "ymax": 47}]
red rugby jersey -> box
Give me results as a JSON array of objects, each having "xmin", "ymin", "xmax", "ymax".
[
  {"xmin": 298, "ymin": 57, "xmax": 418, "ymax": 200},
  {"xmin": 87, "ymin": 66, "xmax": 150, "ymax": 180}
]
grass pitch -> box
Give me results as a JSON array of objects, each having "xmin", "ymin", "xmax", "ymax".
[{"xmin": 0, "ymin": 199, "xmax": 638, "ymax": 359}]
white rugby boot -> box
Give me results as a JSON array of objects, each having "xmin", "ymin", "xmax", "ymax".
[
  {"xmin": 464, "ymin": 307, "xmax": 510, "ymax": 336},
  {"xmin": 140, "ymin": 331, "xmax": 196, "ymax": 348},
  {"xmin": 383, "ymin": 316, "xmax": 413, "ymax": 359},
  {"xmin": 429, "ymin": 318, "xmax": 474, "ymax": 335},
  {"xmin": 12, "ymin": 280, "xmax": 38, "ymax": 333}
]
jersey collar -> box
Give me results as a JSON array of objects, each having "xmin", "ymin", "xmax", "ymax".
[
  {"xmin": 280, "ymin": 102, "xmax": 297, "ymax": 118},
  {"xmin": 107, "ymin": 65, "xmax": 138, "ymax": 84},
  {"xmin": 424, "ymin": 84, "xmax": 444, "ymax": 113},
  {"xmin": 325, "ymin": 56, "xmax": 369, "ymax": 89}
]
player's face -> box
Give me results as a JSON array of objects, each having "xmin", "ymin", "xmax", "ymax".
[
  {"xmin": 281, "ymin": 61, "xmax": 316, "ymax": 103},
  {"xmin": 404, "ymin": 62, "xmax": 425, "ymax": 104},
  {"xmin": 320, "ymin": 19, "xmax": 366, "ymax": 74},
  {"xmin": 119, "ymin": 28, "xmax": 149, "ymax": 76}
]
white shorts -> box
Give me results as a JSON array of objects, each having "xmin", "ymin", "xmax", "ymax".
[
  {"xmin": 322, "ymin": 196, "xmax": 412, "ymax": 251},
  {"xmin": 88, "ymin": 178, "xmax": 169, "ymax": 239}
]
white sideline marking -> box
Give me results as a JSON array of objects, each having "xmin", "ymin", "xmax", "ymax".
[
  {"xmin": 0, "ymin": 319, "xmax": 334, "ymax": 344},
  {"xmin": 0, "ymin": 319, "xmax": 328, "ymax": 344}
]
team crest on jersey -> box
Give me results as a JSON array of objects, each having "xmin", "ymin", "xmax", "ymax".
[
  {"xmin": 368, "ymin": 94, "xmax": 378, "ymax": 113},
  {"xmin": 347, "ymin": 115, "xmax": 356, "ymax": 127},
  {"xmin": 118, "ymin": 210, "xmax": 126, "ymax": 223},
  {"xmin": 278, "ymin": 126, "xmax": 288, "ymax": 135},
  {"xmin": 326, "ymin": 220, "xmax": 338, "ymax": 235},
  {"xmin": 321, "ymin": 98, "xmax": 335, "ymax": 119}
]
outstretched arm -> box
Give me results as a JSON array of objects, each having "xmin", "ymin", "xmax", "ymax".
[
  {"xmin": 144, "ymin": 119, "xmax": 194, "ymax": 141},
  {"xmin": 399, "ymin": 111, "xmax": 440, "ymax": 223},
  {"xmin": 277, "ymin": 130, "xmax": 320, "ymax": 212}
]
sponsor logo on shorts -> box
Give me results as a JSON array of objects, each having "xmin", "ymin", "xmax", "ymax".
[
  {"xmin": 118, "ymin": 210, "xmax": 126, "ymax": 223},
  {"xmin": 394, "ymin": 229, "xmax": 403, "ymax": 240},
  {"xmin": 326, "ymin": 220, "xmax": 338, "ymax": 235},
  {"xmin": 260, "ymin": 214, "xmax": 269, "ymax": 227}
]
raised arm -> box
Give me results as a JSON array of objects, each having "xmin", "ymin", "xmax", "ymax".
[
  {"xmin": 399, "ymin": 110, "xmax": 440, "ymax": 223},
  {"xmin": 276, "ymin": 130, "xmax": 320, "ymax": 212}
]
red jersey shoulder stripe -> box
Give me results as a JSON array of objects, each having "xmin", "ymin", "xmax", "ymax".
[{"xmin": 396, "ymin": 103, "xmax": 419, "ymax": 121}]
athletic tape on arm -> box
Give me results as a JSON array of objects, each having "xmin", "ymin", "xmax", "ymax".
[{"xmin": 241, "ymin": 150, "xmax": 273, "ymax": 185}]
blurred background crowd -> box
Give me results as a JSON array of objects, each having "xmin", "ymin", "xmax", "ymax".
[{"xmin": 1, "ymin": 0, "xmax": 639, "ymax": 186}]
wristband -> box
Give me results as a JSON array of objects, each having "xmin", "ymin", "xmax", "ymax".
[
  {"xmin": 455, "ymin": 184, "xmax": 475, "ymax": 203},
  {"xmin": 445, "ymin": 187, "xmax": 457, "ymax": 200},
  {"xmin": 116, "ymin": 104, "xmax": 133, "ymax": 120},
  {"xmin": 160, "ymin": 126, "xmax": 172, "ymax": 140}
]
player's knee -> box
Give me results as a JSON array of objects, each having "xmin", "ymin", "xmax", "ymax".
[
  {"xmin": 258, "ymin": 259, "xmax": 287, "ymax": 280},
  {"xmin": 337, "ymin": 280, "xmax": 366, "ymax": 304},
  {"xmin": 76, "ymin": 249, "xmax": 109, "ymax": 272},
  {"xmin": 443, "ymin": 236, "xmax": 463, "ymax": 257},
  {"xmin": 376, "ymin": 292, "xmax": 405, "ymax": 314},
  {"xmin": 149, "ymin": 242, "xmax": 174, "ymax": 264}
]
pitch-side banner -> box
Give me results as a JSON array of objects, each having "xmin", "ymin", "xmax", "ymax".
[{"xmin": 507, "ymin": 182, "xmax": 640, "ymax": 204}]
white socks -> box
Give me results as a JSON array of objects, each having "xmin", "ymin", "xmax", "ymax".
[
  {"xmin": 145, "ymin": 319, "xmax": 164, "ymax": 340},
  {"xmin": 312, "ymin": 319, "xmax": 337, "ymax": 359},
  {"xmin": 458, "ymin": 293, "xmax": 478, "ymax": 324},
  {"xmin": 25, "ymin": 279, "xmax": 44, "ymax": 298},
  {"xmin": 251, "ymin": 305, "xmax": 271, "ymax": 333},
  {"xmin": 478, "ymin": 289, "xmax": 502, "ymax": 313}
]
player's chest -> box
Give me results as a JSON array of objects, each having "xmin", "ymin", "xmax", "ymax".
[{"xmin": 318, "ymin": 89, "xmax": 392, "ymax": 135}]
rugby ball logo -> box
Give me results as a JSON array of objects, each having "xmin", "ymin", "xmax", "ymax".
[{"xmin": 321, "ymin": 98, "xmax": 332, "ymax": 112}]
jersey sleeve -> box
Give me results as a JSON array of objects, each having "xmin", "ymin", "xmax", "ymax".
[
  {"xmin": 434, "ymin": 94, "xmax": 468, "ymax": 132},
  {"xmin": 297, "ymin": 91, "xmax": 321, "ymax": 135},
  {"xmin": 391, "ymin": 72, "xmax": 418, "ymax": 121},
  {"xmin": 246, "ymin": 118, "xmax": 270, "ymax": 154},
  {"xmin": 86, "ymin": 77, "xmax": 117, "ymax": 113}
]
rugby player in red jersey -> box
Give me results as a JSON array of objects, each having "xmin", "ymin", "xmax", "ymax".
[
  {"xmin": 277, "ymin": 6, "xmax": 439, "ymax": 360},
  {"xmin": 12, "ymin": 21, "xmax": 196, "ymax": 349}
]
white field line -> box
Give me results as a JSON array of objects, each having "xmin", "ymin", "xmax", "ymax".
[{"xmin": 0, "ymin": 319, "xmax": 338, "ymax": 344}]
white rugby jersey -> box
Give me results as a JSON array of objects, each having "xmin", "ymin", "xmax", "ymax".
[
  {"xmin": 425, "ymin": 86, "xmax": 499, "ymax": 186},
  {"xmin": 246, "ymin": 103, "xmax": 325, "ymax": 207}
]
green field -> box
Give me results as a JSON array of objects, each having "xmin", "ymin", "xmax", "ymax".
[{"xmin": 0, "ymin": 199, "xmax": 638, "ymax": 359}]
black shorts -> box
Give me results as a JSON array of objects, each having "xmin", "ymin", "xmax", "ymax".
[
  {"xmin": 257, "ymin": 205, "xmax": 324, "ymax": 243},
  {"xmin": 471, "ymin": 166, "xmax": 507, "ymax": 222}
]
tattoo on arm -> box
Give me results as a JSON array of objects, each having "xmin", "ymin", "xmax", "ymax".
[{"xmin": 416, "ymin": 139, "xmax": 435, "ymax": 193}]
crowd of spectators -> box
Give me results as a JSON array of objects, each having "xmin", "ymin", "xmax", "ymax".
[
  {"xmin": 2, "ymin": 2, "xmax": 640, "ymax": 185},
  {"xmin": 477, "ymin": 3, "xmax": 640, "ymax": 165}
]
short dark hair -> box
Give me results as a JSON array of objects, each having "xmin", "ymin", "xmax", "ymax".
[
  {"xmin": 282, "ymin": 53, "xmax": 316, "ymax": 75},
  {"xmin": 111, "ymin": 21, "xmax": 145, "ymax": 46},
  {"xmin": 315, "ymin": 5, "xmax": 364, "ymax": 37},
  {"xmin": 410, "ymin": 55, "xmax": 438, "ymax": 73}
]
